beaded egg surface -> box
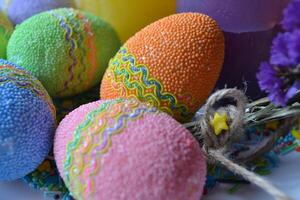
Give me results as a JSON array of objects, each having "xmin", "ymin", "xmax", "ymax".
[
  {"xmin": 54, "ymin": 99, "xmax": 206, "ymax": 200},
  {"xmin": 7, "ymin": 8, "xmax": 120, "ymax": 98},
  {"xmin": 0, "ymin": 60, "xmax": 56, "ymax": 181},
  {"xmin": 100, "ymin": 13, "xmax": 225, "ymax": 122}
]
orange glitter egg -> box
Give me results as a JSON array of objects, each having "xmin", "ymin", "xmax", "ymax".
[{"xmin": 100, "ymin": 13, "xmax": 225, "ymax": 122}]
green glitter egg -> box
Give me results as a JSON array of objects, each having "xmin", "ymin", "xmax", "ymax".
[
  {"xmin": 7, "ymin": 8, "xmax": 120, "ymax": 97},
  {"xmin": 0, "ymin": 11, "xmax": 13, "ymax": 59}
]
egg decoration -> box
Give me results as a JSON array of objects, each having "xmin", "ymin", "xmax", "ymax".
[
  {"xmin": 7, "ymin": 8, "xmax": 121, "ymax": 98},
  {"xmin": 74, "ymin": 0, "xmax": 176, "ymax": 42},
  {"xmin": 0, "ymin": 59, "xmax": 56, "ymax": 181},
  {"xmin": 177, "ymin": 0, "xmax": 290, "ymax": 32},
  {"xmin": 100, "ymin": 13, "xmax": 224, "ymax": 122},
  {"xmin": 7, "ymin": 0, "xmax": 75, "ymax": 25},
  {"xmin": 0, "ymin": 11, "xmax": 13, "ymax": 58},
  {"xmin": 54, "ymin": 98, "xmax": 206, "ymax": 200}
]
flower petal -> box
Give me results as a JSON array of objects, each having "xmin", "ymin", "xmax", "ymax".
[
  {"xmin": 270, "ymin": 32, "xmax": 295, "ymax": 66},
  {"xmin": 282, "ymin": 0, "xmax": 300, "ymax": 31},
  {"xmin": 257, "ymin": 62, "xmax": 289, "ymax": 106},
  {"xmin": 288, "ymin": 30, "xmax": 300, "ymax": 66},
  {"xmin": 286, "ymin": 81, "xmax": 300, "ymax": 100}
]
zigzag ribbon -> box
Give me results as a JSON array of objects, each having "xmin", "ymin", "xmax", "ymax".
[
  {"xmin": 0, "ymin": 65, "xmax": 56, "ymax": 118},
  {"xmin": 63, "ymin": 99, "xmax": 158, "ymax": 199},
  {"xmin": 106, "ymin": 47, "xmax": 194, "ymax": 121}
]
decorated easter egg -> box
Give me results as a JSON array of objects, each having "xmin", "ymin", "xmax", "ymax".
[
  {"xmin": 7, "ymin": 0, "xmax": 75, "ymax": 25},
  {"xmin": 54, "ymin": 98, "xmax": 206, "ymax": 200},
  {"xmin": 7, "ymin": 8, "xmax": 120, "ymax": 98},
  {"xmin": 75, "ymin": 0, "xmax": 176, "ymax": 42},
  {"xmin": 0, "ymin": 60, "xmax": 56, "ymax": 181},
  {"xmin": 0, "ymin": 11, "xmax": 13, "ymax": 58},
  {"xmin": 177, "ymin": 0, "xmax": 290, "ymax": 32},
  {"xmin": 100, "ymin": 13, "xmax": 224, "ymax": 122}
]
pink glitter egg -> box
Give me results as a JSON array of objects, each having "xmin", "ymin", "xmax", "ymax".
[{"xmin": 54, "ymin": 99, "xmax": 206, "ymax": 200}]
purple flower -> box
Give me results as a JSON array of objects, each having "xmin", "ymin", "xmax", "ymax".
[
  {"xmin": 288, "ymin": 30, "xmax": 300, "ymax": 64},
  {"xmin": 257, "ymin": 60, "xmax": 300, "ymax": 106},
  {"xmin": 270, "ymin": 32, "xmax": 293, "ymax": 66},
  {"xmin": 257, "ymin": 0, "xmax": 300, "ymax": 106},
  {"xmin": 270, "ymin": 30, "xmax": 300, "ymax": 66},
  {"xmin": 286, "ymin": 81, "xmax": 300, "ymax": 99},
  {"xmin": 257, "ymin": 62, "xmax": 286, "ymax": 106},
  {"xmin": 282, "ymin": 0, "xmax": 300, "ymax": 31}
]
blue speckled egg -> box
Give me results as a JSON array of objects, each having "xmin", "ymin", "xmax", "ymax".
[
  {"xmin": 7, "ymin": 0, "xmax": 75, "ymax": 25},
  {"xmin": 0, "ymin": 59, "xmax": 56, "ymax": 181}
]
